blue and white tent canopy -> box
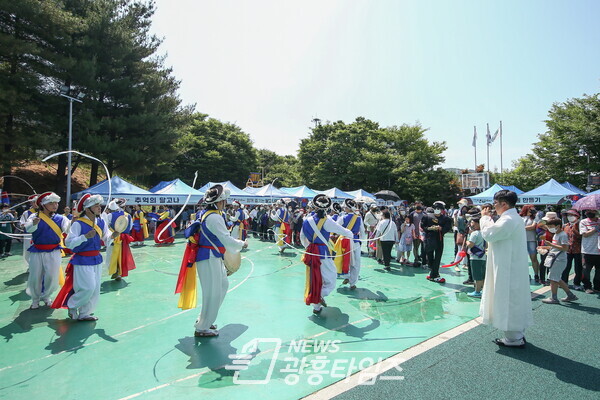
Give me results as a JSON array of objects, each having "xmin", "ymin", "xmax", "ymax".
[
  {"xmin": 280, "ymin": 185, "xmax": 319, "ymax": 198},
  {"xmin": 243, "ymin": 186, "xmax": 261, "ymax": 195},
  {"xmin": 468, "ymin": 183, "xmax": 524, "ymax": 205},
  {"xmin": 73, "ymin": 176, "xmax": 185, "ymax": 205},
  {"xmin": 345, "ymin": 189, "xmax": 376, "ymax": 200},
  {"xmin": 252, "ymin": 184, "xmax": 291, "ymax": 198},
  {"xmin": 518, "ymin": 178, "xmax": 579, "ymax": 205},
  {"xmin": 198, "ymin": 181, "xmax": 247, "ymax": 197},
  {"xmin": 150, "ymin": 179, "xmax": 205, "ymax": 204},
  {"xmin": 561, "ymin": 182, "xmax": 587, "ymax": 195},
  {"xmin": 315, "ymin": 187, "xmax": 354, "ymax": 199}
]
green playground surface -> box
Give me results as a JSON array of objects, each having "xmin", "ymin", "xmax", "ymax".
[{"xmin": 0, "ymin": 235, "xmax": 597, "ymax": 400}]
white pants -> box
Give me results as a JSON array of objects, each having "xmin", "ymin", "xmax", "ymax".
[
  {"xmin": 348, "ymin": 242, "xmax": 362, "ymax": 286},
  {"xmin": 312, "ymin": 257, "xmax": 337, "ymax": 310},
  {"xmin": 230, "ymin": 225, "xmax": 241, "ymax": 240},
  {"xmin": 68, "ymin": 264, "xmax": 102, "ymax": 318},
  {"xmin": 23, "ymin": 236, "xmax": 32, "ymax": 265},
  {"xmin": 26, "ymin": 250, "xmax": 61, "ymax": 302},
  {"xmin": 504, "ymin": 330, "xmax": 525, "ymax": 341},
  {"xmin": 195, "ymin": 257, "xmax": 229, "ymax": 331}
]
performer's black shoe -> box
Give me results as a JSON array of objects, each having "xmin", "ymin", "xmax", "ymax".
[
  {"xmin": 312, "ymin": 308, "xmax": 322, "ymax": 315},
  {"xmin": 493, "ymin": 337, "xmax": 526, "ymax": 348}
]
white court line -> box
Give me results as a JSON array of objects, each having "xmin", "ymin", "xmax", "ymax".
[
  {"xmin": 0, "ymin": 255, "xmax": 256, "ymax": 374},
  {"xmin": 301, "ymin": 277, "xmax": 562, "ymax": 400},
  {"xmin": 114, "ymin": 290, "xmax": 459, "ymax": 400}
]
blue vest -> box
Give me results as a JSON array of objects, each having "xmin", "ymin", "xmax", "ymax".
[
  {"xmin": 194, "ymin": 210, "xmax": 227, "ymax": 261},
  {"xmin": 109, "ymin": 210, "xmax": 132, "ymax": 234},
  {"xmin": 332, "ymin": 214, "xmax": 339, "ymax": 222},
  {"xmin": 28, "ymin": 214, "xmax": 66, "ymax": 253},
  {"xmin": 71, "ymin": 218, "xmax": 105, "ymax": 265},
  {"xmin": 132, "ymin": 210, "xmax": 143, "ymax": 231},
  {"xmin": 302, "ymin": 216, "xmax": 331, "ymax": 257},
  {"xmin": 340, "ymin": 214, "xmax": 363, "ymax": 242},
  {"xmin": 232, "ymin": 209, "xmax": 244, "ymax": 226}
]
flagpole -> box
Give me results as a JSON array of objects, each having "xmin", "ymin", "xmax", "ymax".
[
  {"xmin": 486, "ymin": 123, "xmax": 490, "ymax": 172},
  {"xmin": 474, "ymin": 125, "xmax": 477, "ymax": 171},
  {"xmin": 500, "ymin": 120, "xmax": 503, "ymax": 173}
]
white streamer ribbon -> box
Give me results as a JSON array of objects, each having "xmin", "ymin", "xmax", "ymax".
[
  {"xmin": 42, "ymin": 151, "xmax": 112, "ymax": 214},
  {"xmin": 156, "ymin": 171, "xmax": 198, "ymax": 242}
]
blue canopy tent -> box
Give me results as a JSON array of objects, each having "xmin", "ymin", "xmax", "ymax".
[
  {"xmin": 71, "ymin": 176, "xmax": 182, "ymax": 206},
  {"xmin": 253, "ymin": 184, "xmax": 292, "ymax": 198},
  {"xmin": 198, "ymin": 181, "xmax": 247, "ymax": 197},
  {"xmin": 315, "ymin": 187, "xmax": 354, "ymax": 199},
  {"xmin": 242, "ymin": 186, "xmax": 261, "ymax": 195},
  {"xmin": 150, "ymin": 179, "xmax": 205, "ymax": 204},
  {"xmin": 280, "ymin": 185, "xmax": 319, "ymax": 198},
  {"xmin": 518, "ymin": 178, "xmax": 579, "ymax": 205},
  {"xmin": 345, "ymin": 189, "xmax": 376, "ymax": 200},
  {"xmin": 468, "ymin": 183, "xmax": 524, "ymax": 205},
  {"xmin": 561, "ymin": 182, "xmax": 587, "ymax": 195}
]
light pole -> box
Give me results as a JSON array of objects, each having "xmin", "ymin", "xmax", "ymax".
[
  {"xmin": 59, "ymin": 85, "xmax": 84, "ymax": 206},
  {"xmin": 270, "ymin": 177, "xmax": 279, "ymax": 205}
]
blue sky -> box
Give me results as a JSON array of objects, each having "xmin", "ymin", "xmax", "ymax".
[{"xmin": 150, "ymin": 0, "xmax": 600, "ymax": 171}]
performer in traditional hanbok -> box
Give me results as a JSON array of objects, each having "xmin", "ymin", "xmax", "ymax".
[
  {"xmin": 335, "ymin": 199, "xmax": 364, "ymax": 289},
  {"xmin": 154, "ymin": 206, "xmax": 176, "ymax": 244},
  {"xmin": 53, "ymin": 194, "xmax": 115, "ymax": 321},
  {"xmin": 19, "ymin": 194, "xmax": 38, "ymax": 265},
  {"xmin": 228, "ymin": 201, "xmax": 245, "ymax": 240},
  {"xmin": 271, "ymin": 199, "xmax": 292, "ymax": 253},
  {"xmin": 480, "ymin": 190, "xmax": 533, "ymax": 348},
  {"xmin": 301, "ymin": 194, "xmax": 353, "ymax": 315},
  {"xmin": 24, "ymin": 192, "xmax": 70, "ymax": 309},
  {"xmin": 175, "ymin": 185, "xmax": 247, "ymax": 337},
  {"xmin": 105, "ymin": 198, "xmax": 135, "ymax": 281},
  {"xmin": 131, "ymin": 204, "xmax": 149, "ymax": 246}
]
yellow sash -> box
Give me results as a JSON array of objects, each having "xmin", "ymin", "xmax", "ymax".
[
  {"xmin": 38, "ymin": 213, "xmax": 67, "ymax": 285},
  {"xmin": 334, "ymin": 215, "xmax": 358, "ymax": 273},
  {"xmin": 78, "ymin": 216, "xmax": 103, "ymax": 237},
  {"xmin": 38, "ymin": 213, "xmax": 66, "ymax": 249}
]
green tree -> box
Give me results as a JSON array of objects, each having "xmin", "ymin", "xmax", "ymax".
[
  {"xmin": 497, "ymin": 93, "xmax": 600, "ymax": 192},
  {"xmin": 60, "ymin": 0, "xmax": 183, "ymax": 186},
  {"xmin": 298, "ymin": 117, "xmax": 456, "ymax": 202},
  {"xmin": 256, "ymin": 149, "xmax": 302, "ymax": 188},
  {"xmin": 173, "ymin": 113, "xmax": 257, "ymax": 187},
  {"xmin": 0, "ymin": 0, "xmax": 82, "ymax": 192}
]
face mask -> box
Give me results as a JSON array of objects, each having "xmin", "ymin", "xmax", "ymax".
[
  {"xmin": 434, "ymin": 209, "xmax": 441, "ymax": 216},
  {"xmin": 548, "ymin": 227, "xmax": 558, "ymax": 233},
  {"xmin": 400, "ymin": 210, "xmax": 406, "ymax": 215},
  {"xmin": 567, "ymin": 216, "xmax": 577, "ymax": 223}
]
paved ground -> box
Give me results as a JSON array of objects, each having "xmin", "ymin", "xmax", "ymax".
[{"xmin": 0, "ymin": 234, "xmax": 597, "ymax": 400}]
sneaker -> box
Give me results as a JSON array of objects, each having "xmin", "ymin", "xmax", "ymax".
[
  {"xmin": 542, "ymin": 297, "xmax": 560, "ymax": 304},
  {"xmin": 463, "ymin": 279, "xmax": 474, "ymax": 285},
  {"xmin": 30, "ymin": 301, "xmax": 40, "ymax": 310},
  {"xmin": 585, "ymin": 289, "xmax": 595, "ymax": 294},
  {"xmin": 561, "ymin": 294, "xmax": 578, "ymax": 302},
  {"xmin": 342, "ymin": 278, "xmax": 350, "ymax": 285},
  {"xmin": 572, "ymin": 285, "xmax": 584, "ymax": 291},
  {"xmin": 384, "ymin": 266, "xmax": 391, "ymax": 271},
  {"xmin": 467, "ymin": 291, "xmax": 482, "ymax": 298},
  {"xmin": 68, "ymin": 308, "xmax": 78, "ymax": 319},
  {"xmin": 433, "ymin": 277, "xmax": 446, "ymax": 283},
  {"xmin": 42, "ymin": 298, "xmax": 52, "ymax": 307},
  {"xmin": 4, "ymin": 252, "xmax": 12, "ymax": 256},
  {"xmin": 194, "ymin": 329, "xmax": 219, "ymax": 337},
  {"xmin": 534, "ymin": 275, "xmax": 540, "ymax": 283}
]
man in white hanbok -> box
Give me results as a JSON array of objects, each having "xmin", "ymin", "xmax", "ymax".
[{"xmin": 480, "ymin": 190, "xmax": 533, "ymax": 348}]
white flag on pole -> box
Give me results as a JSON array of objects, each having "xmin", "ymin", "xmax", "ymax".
[
  {"xmin": 491, "ymin": 128, "xmax": 499, "ymax": 142},
  {"xmin": 472, "ymin": 126, "xmax": 477, "ymax": 147},
  {"xmin": 486, "ymin": 124, "xmax": 492, "ymax": 145}
]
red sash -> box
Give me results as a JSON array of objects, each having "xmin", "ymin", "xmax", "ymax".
[
  {"xmin": 118, "ymin": 233, "xmax": 136, "ymax": 277},
  {"xmin": 175, "ymin": 236, "xmax": 199, "ymax": 294},
  {"xmin": 33, "ymin": 244, "xmax": 60, "ymax": 251},
  {"xmin": 303, "ymin": 243, "xmax": 323, "ymax": 305}
]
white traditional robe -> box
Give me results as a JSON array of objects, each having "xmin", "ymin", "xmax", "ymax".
[{"xmin": 480, "ymin": 208, "xmax": 534, "ymax": 332}]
